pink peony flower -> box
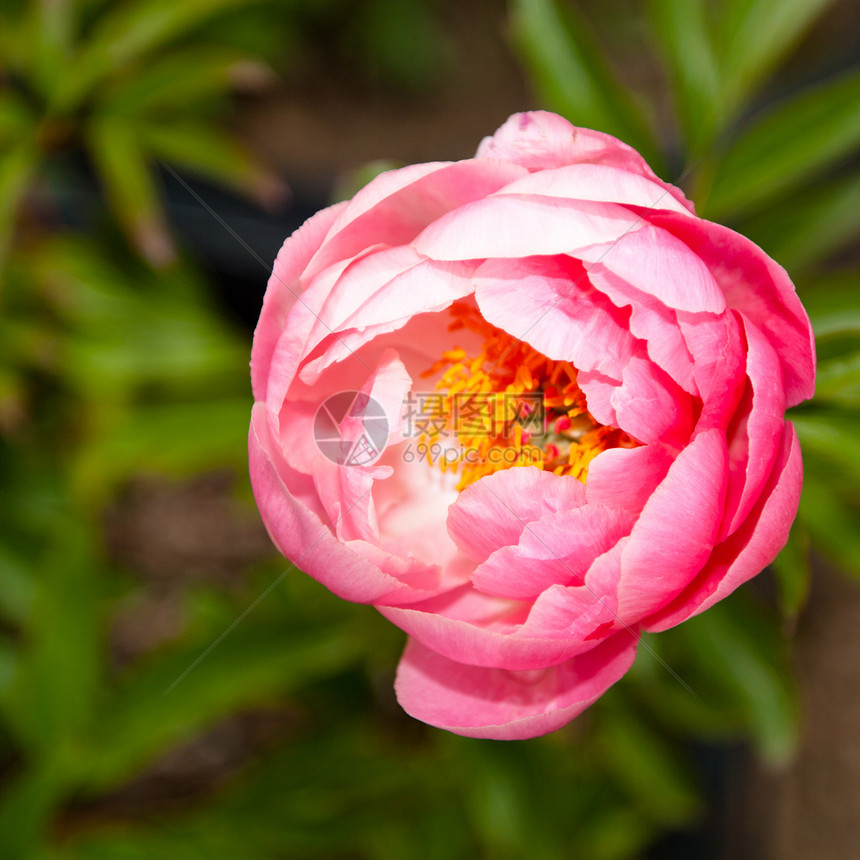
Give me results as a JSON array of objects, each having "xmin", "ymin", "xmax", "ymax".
[{"xmin": 249, "ymin": 111, "xmax": 815, "ymax": 740}]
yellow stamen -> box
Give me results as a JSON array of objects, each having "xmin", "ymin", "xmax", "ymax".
[{"xmin": 417, "ymin": 302, "xmax": 639, "ymax": 489}]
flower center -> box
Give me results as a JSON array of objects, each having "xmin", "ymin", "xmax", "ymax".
[{"xmin": 416, "ymin": 302, "xmax": 639, "ymax": 490}]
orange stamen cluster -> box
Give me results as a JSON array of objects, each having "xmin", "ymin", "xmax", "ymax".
[{"xmin": 419, "ymin": 302, "xmax": 638, "ymax": 490}]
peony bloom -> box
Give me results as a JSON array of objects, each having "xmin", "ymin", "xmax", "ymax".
[{"xmin": 249, "ymin": 111, "xmax": 815, "ymax": 740}]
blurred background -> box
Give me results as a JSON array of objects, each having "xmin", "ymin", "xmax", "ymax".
[{"xmin": 1, "ymin": 0, "xmax": 859, "ymax": 857}]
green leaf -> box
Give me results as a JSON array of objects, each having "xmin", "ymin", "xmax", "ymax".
[
  {"xmin": 2, "ymin": 520, "xmax": 103, "ymax": 758},
  {"xmin": 715, "ymin": 0, "xmax": 838, "ymax": 120},
  {"xmin": 705, "ymin": 69, "xmax": 860, "ymax": 219},
  {"xmin": 677, "ymin": 594, "xmax": 798, "ymax": 763},
  {"xmin": 96, "ymin": 46, "xmax": 269, "ymax": 116},
  {"xmin": 797, "ymin": 270, "xmax": 860, "ymax": 339},
  {"xmin": 53, "ymin": 0, "xmax": 262, "ymax": 111},
  {"xmin": 0, "ymin": 141, "xmax": 38, "ymax": 277},
  {"xmin": 793, "ymin": 410, "xmax": 860, "ymax": 480},
  {"xmin": 86, "ymin": 118, "xmax": 174, "ymax": 265},
  {"xmin": 648, "ymin": 0, "xmax": 720, "ymax": 152},
  {"xmin": 771, "ymin": 521, "xmax": 812, "ymax": 622},
  {"xmin": 813, "ymin": 352, "xmax": 860, "ymax": 405},
  {"xmin": 80, "ymin": 616, "xmax": 369, "ymax": 791},
  {"xmin": 509, "ymin": 0, "xmax": 661, "ymax": 170},
  {"xmin": 597, "ymin": 702, "xmax": 701, "ymax": 826},
  {"xmin": 736, "ymin": 170, "xmax": 860, "ymax": 272},
  {"xmin": 799, "ymin": 475, "xmax": 860, "ymax": 576},
  {"xmin": 21, "ymin": 0, "xmax": 76, "ymax": 97},
  {"xmin": 141, "ymin": 122, "xmax": 281, "ymax": 205},
  {"xmin": 71, "ymin": 397, "xmax": 251, "ymax": 503}
]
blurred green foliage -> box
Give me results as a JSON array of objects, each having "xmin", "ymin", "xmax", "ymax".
[{"xmin": 0, "ymin": 0, "xmax": 857, "ymax": 858}]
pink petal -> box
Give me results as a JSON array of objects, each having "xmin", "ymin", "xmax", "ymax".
[
  {"xmin": 299, "ymin": 256, "xmax": 476, "ymax": 382},
  {"xmin": 471, "ymin": 505, "xmax": 634, "ymax": 600},
  {"xmin": 645, "ymin": 210, "xmax": 815, "ymax": 407},
  {"xmin": 475, "ymin": 113, "xmax": 695, "ymax": 217},
  {"xmin": 617, "ymin": 429, "xmax": 728, "ymax": 621},
  {"xmin": 306, "ymin": 159, "xmax": 528, "ymax": 278},
  {"xmin": 721, "ymin": 318, "xmax": 786, "ymax": 540},
  {"xmin": 414, "ymin": 194, "xmax": 642, "ymax": 261},
  {"xmin": 677, "ymin": 310, "xmax": 747, "ymax": 430},
  {"xmin": 446, "ymin": 466, "xmax": 586, "ymax": 563},
  {"xmin": 394, "ymin": 631, "xmax": 638, "ymax": 740},
  {"xmin": 524, "ymin": 539, "xmax": 629, "ymax": 641},
  {"xmin": 577, "ymin": 224, "xmax": 727, "ymax": 314},
  {"xmin": 249, "ymin": 403, "xmax": 439, "ymax": 605},
  {"xmin": 611, "ymin": 353, "xmax": 695, "ymax": 446},
  {"xmin": 586, "ymin": 444, "xmax": 674, "ymax": 513},
  {"xmin": 494, "ymin": 163, "xmax": 694, "ymax": 215},
  {"xmin": 379, "ymin": 584, "xmax": 603, "ymax": 670},
  {"xmin": 644, "ymin": 423, "xmax": 802, "ymax": 632},
  {"xmin": 251, "ymin": 201, "xmax": 347, "ymax": 402},
  {"xmin": 587, "ymin": 269, "xmax": 696, "ymax": 394},
  {"xmin": 473, "ymin": 255, "xmax": 636, "ymax": 379}
]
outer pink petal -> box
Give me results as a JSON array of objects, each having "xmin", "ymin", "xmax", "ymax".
[
  {"xmin": 677, "ymin": 310, "xmax": 747, "ymax": 431},
  {"xmin": 251, "ymin": 202, "xmax": 347, "ymax": 401},
  {"xmin": 611, "ymin": 353, "xmax": 695, "ymax": 447},
  {"xmin": 394, "ymin": 631, "xmax": 639, "ymax": 740},
  {"xmin": 299, "ymin": 256, "xmax": 475, "ymax": 382},
  {"xmin": 249, "ymin": 403, "xmax": 440, "ymax": 605},
  {"xmin": 475, "ymin": 112, "xmax": 694, "ymax": 216},
  {"xmin": 721, "ymin": 318, "xmax": 786, "ymax": 540},
  {"xmin": 471, "ymin": 505, "xmax": 634, "ymax": 600},
  {"xmin": 587, "ymin": 269, "xmax": 696, "ymax": 394},
  {"xmin": 473, "ymin": 255, "xmax": 636, "ymax": 380},
  {"xmin": 524, "ymin": 538, "xmax": 629, "ymax": 642},
  {"xmin": 413, "ymin": 195, "xmax": 642, "ymax": 261},
  {"xmin": 585, "ymin": 444, "xmax": 674, "ymax": 514},
  {"xmin": 644, "ymin": 423, "xmax": 802, "ymax": 632},
  {"xmin": 306, "ymin": 159, "xmax": 528, "ymax": 278},
  {"xmin": 577, "ymin": 224, "xmax": 727, "ymax": 314},
  {"xmin": 644, "ymin": 210, "xmax": 815, "ymax": 406},
  {"xmin": 379, "ymin": 584, "xmax": 604, "ymax": 670},
  {"xmin": 618, "ymin": 429, "xmax": 728, "ymax": 621},
  {"xmin": 494, "ymin": 163, "xmax": 693, "ymax": 215},
  {"xmin": 446, "ymin": 466, "xmax": 586, "ymax": 563}
]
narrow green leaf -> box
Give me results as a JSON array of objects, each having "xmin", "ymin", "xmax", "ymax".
[
  {"xmin": 0, "ymin": 141, "xmax": 38, "ymax": 277},
  {"xmin": 800, "ymin": 476, "xmax": 860, "ymax": 576},
  {"xmin": 86, "ymin": 118, "xmax": 175, "ymax": 265},
  {"xmin": 97, "ymin": 46, "xmax": 269, "ymax": 116},
  {"xmin": 3, "ymin": 520, "xmax": 103, "ymax": 758},
  {"xmin": 813, "ymin": 352, "xmax": 860, "ymax": 405},
  {"xmin": 81, "ymin": 619, "xmax": 367, "ymax": 791},
  {"xmin": 736, "ymin": 170, "xmax": 860, "ymax": 272},
  {"xmin": 715, "ymin": 0, "xmax": 838, "ymax": 119},
  {"xmin": 509, "ymin": 0, "xmax": 661, "ymax": 169},
  {"xmin": 54, "ymin": 0, "xmax": 260, "ymax": 110},
  {"xmin": 797, "ymin": 270, "xmax": 860, "ymax": 339},
  {"xmin": 679, "ymin": 595, "xmax": 798, "ymax": 763},
  {"xmin": 705, "ymin": 69, "xmax": 860, "ymax": 219},
  {"xmin": 793, "ymin": 411, "xmax": 860, "ymax": 480},
  {"xmin": 771, "ymin": 521, "xmax": 812, "ymax": 622},
  {"xmin": 21, "ymin": 0, "xmax": 76, "ymax": 96},
  {"xmin": 141, "ymin": 122, "xmax": 281, "ymax": 205},
  {"xmin": 648, "ymin": 0, "xmax": 720, "ymax": 152},
  {"xmin": 597, "ymin": 703, "xmax": 700, "ymax": 826},
  {"xmin": 71, "ymin": 397, "xmax": 251, "ymax": 503}
]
